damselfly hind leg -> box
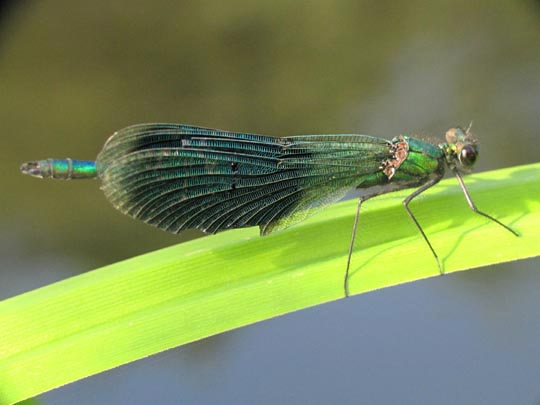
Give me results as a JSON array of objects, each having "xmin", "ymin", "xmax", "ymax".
[{"xmin": 344, "ymin": 197, "xmax": 366, "ymax": 297}]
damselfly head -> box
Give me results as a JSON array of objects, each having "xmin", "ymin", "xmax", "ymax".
[{"xmin": 441, "ymin": 126, "xmax": 478, "ymax": 171}]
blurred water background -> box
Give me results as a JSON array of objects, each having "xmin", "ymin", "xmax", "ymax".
[{"xmin": 1, "ymin": 1, "xmax": 539, "ymax": 404}]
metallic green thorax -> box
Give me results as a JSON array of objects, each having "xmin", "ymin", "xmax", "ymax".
[{"xmin": 388, "ymin": 136, "xmax": 444, "ymax": 186}]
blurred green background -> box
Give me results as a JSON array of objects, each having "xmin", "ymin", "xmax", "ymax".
[{"xmin": 1, "ymin": 1, "xmax": 539, "ymax": 404}]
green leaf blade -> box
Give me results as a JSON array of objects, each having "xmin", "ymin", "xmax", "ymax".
[{"xmin": 0, "ymin": 163, "xmax": 538, "ymax": 404}]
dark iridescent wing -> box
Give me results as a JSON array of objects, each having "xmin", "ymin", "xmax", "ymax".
[{"xmin": 97, "ymin": 124, "xmax": 391, "ymax": 235}]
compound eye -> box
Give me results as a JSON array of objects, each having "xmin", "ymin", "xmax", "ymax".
[{"xmin": 460, "ymin": 144, "xmax": 477, "ymax": 168}]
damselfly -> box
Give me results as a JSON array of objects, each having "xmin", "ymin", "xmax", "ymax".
[{"xmin": 21, "ymin": 124, "xmax": 518, "ymax": 296}]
